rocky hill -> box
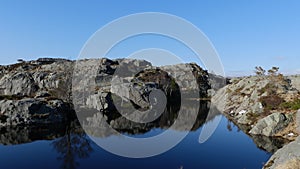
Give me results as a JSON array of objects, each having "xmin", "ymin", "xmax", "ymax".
[{"xmin": 0, "ymin": 58, "xmax": 214, "ymax": 127}]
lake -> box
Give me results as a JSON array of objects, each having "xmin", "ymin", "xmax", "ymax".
[{"xmin": 0, "ymin": 101, "xmax": 279, "ymax": 169}]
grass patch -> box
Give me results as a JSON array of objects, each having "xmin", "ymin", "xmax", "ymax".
[{"xmin": 280, "ymin": 99, "xmax": 300, "ymax": 110}]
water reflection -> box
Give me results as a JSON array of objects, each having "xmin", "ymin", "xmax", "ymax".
[
  {"xmin": 80, "ymin": 100, "xmax": 216, "ymax": 138},
  {"xmin": 0, "ymin": 100, "xmax": 290, "ymax": 169},
  {"xmin": 52, "ymin": 121, "xmax": 93, "ymax": 169},
  {"xmin": 0, "ymin": 124, "xmax": 66, "ymax": 145},
  {"xmin": 226, "ymin": 119, "xmax": 289, "ymax": 153}
]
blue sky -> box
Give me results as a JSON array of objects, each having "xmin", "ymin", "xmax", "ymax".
[{"xmin": 0, "ymin": 0, "xmax": 299, "ymax": 76}]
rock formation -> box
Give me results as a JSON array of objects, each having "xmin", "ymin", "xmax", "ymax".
[
  {"xmin": 212, "ymin": 74, "xmax": 300, "ymax": 139},
  {"xmin": 0, "ymin": 58, "xmax": 213, "ymax": 127}
]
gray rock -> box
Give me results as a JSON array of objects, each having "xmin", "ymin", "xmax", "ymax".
[
  {"xmin": 249, "ymin": 113, "xmax": 292, "ymax": 136},
  {"xmin": 0, "ymin": 72, "xmax": 38, "ymax": 96},
  {"xmin": 237, "ymin": 112, "xmax": 253, "ymax": 125},
  {"xmin": 289, "ymin": 75, "xmax": 300, "ymax": 91},
  {"xmin": 86, "ymin": 92, "xmax": 109, "ymax": 111},
  {"xmin": 161, "ymin": 63, "xmax": 212, "ymax": 97},
  {"xmin": 0, "ymin": 98, "xmax": 72, "ymax": 126},
  {"xmin": 264, "ymin": 136, "xmax": 300, "ymax": 169},
  {"xmin": 251, "ymin": 102, "xmax": 264, "ymax": 114},
  {"xmin": 34, "ymin": 91, "xmax": 51, "ymax": 98}
]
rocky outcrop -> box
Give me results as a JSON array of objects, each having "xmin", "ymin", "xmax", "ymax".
[
  {"xmin": 212, "ymin": 75, "xmax": 300, "ymax": 139},
  {"xmin": 0, "ymin": 58, "xmax": 75, "ymax": 126},
  {"xmin": 0, "ymin": 58, "xmax": 73, "ymax": 102},
  {"xmin": 1, "ymin": 58, "xmax": 212, "ymax": 126},
  {"xmin": 249, "ymin": 113, "xmax": 293, "ymax": 136},
  {"xmin": 73, "ymin": 58, "xmax": 213, "ymax": 115},
  {"xmin": 262, "ymin": 110, "xmax": 300, "ymax": 168}
]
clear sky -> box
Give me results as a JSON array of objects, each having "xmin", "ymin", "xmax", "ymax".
[{"xmin": 0, "ymin": 0, "xmax": 299, "ymax": 76}]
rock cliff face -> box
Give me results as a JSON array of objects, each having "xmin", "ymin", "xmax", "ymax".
[{"xmin": 0, "ymin": 58, "xmax": 213, "ymax": 126}]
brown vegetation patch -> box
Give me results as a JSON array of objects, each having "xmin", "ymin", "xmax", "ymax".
[{"xmin": 260, "ymin": 95, "xmax": 284, "ymax": 116}]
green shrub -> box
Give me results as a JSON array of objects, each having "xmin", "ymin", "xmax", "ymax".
[{"xmin": 280, "ymin": 99, "xmax": 300, "ymax": 110}]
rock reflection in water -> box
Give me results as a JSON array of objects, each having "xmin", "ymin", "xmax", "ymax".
[
  {"xmin": 226, "ymin": 120, "xmax": 289, "ymax": 153},
  {"xmin": 0, "ymin": 124, "xmax": 66, "ymax": 145},
  {"xmin": 0, "ymin": 121, "xmax": 94, "ymax": 169},
  {"xmin": 81, "ymin": 100, "xmax": 215, "ymax": 137}
]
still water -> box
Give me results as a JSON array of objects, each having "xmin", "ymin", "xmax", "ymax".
[{"xmin": 0, "ymin": 102, "xmax": 277, "ymax": 169}]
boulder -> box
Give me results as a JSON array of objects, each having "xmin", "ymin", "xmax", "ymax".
[{"xmin": 249, "ymin": 113, "xmax": 292, "ymax": 136}]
